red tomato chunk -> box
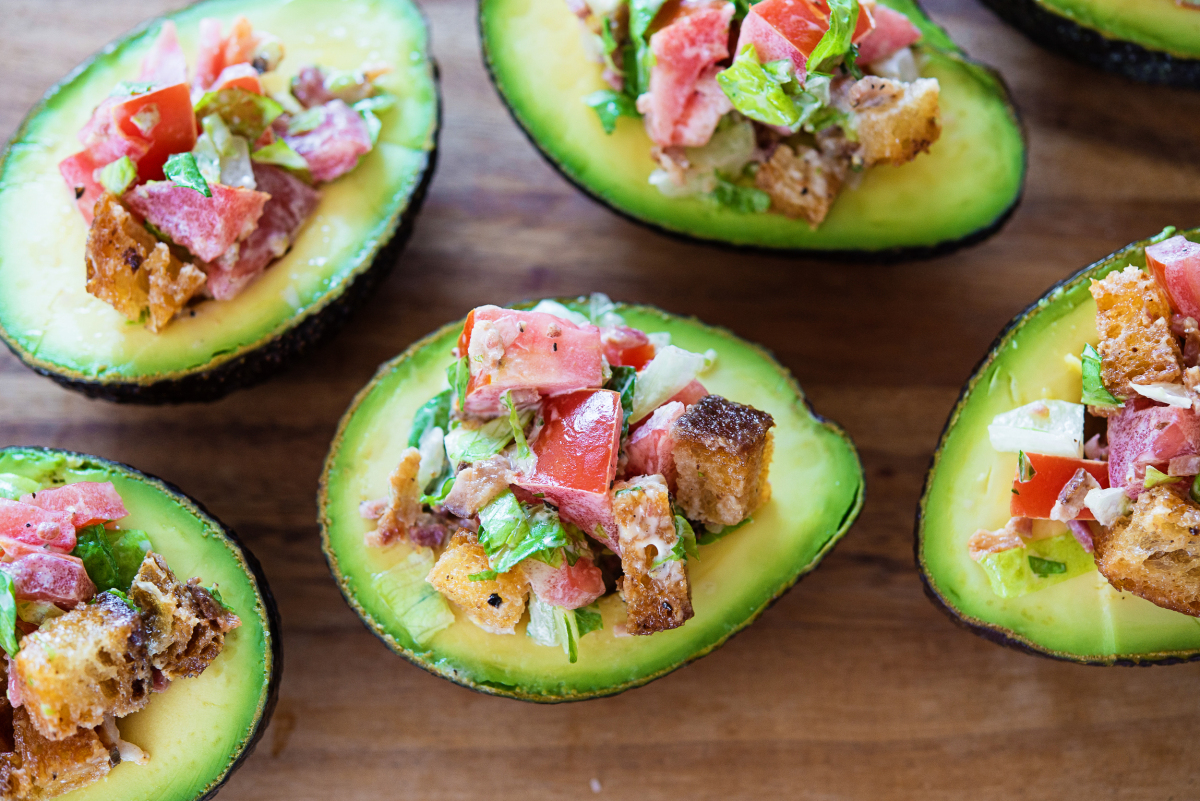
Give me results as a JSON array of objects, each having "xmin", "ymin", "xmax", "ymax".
[{"xmin": 1010, "ymin": 454, "xmax": 1109, "ymax": 520}]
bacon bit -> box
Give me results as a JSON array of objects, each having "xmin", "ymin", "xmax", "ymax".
[
  {"xmin": 1050, "ymin": 468, "xmax": 1102, "ymax": 522},
  {"xmin": 967, "ymin": 516, "xmax": 1032, "ymax": 560},
  {"xmin": 151, "ymin": 668, "xmax": 170, "ymax": 694},
  {"xmin": 1172, "ymin": 315, "xmax": 1200, "ymax": 368},
  {"xmin": 1085, "ymin": 434, "xmax": 1109, "ymax": 461},
  {"xmin": 359, "ymin": 499, "xmax": 387, "ymax": 520},
  {"xmin": 7, "ymin": 656, "xmax": 22, "ymax": 708},
  {"xmin": 442, "ymin": 455, "xmax": 514, "ymax": 519},
  {"xmin": 1067, "ymin": 520, "xmax": 1094, "ymax": 553},
  {"xmin": 1169, "ymin": 454, "xmax": 1200, "ymax": 476},
  {"xmin": 365, "ymin": 449, "xmax": 422, "ymax": 548}
]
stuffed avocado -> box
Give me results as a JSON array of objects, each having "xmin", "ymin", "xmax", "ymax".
[
  {"xmin": 980, "ymin": 0, "xmax": 1200, "ymax": 88},
  {"xmin": 479, "ymin": 0, "xmax": 1024, "ymax": 255},
  {"xmin": 0, "ymin": 446, "xmax": 279, "ymax": 800},
  {"xmin": 918, "ymin": 226, "xmax": 1200, "ymax": 665},
  {"xmin": 320, "ymin": 296, "xmax": 863, "ymax": 701},
  {"xmin": 0, "ymin": 0, "xmax": 438, "ymax": 403}
]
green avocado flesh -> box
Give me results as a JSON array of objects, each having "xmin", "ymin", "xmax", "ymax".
[
  {"xmin": 479, "ymin": 0, "xmax": 1025, "ymax": 253},
  {"xmin": 0, "ymin": 0, "xmax": 436, "ymax": 388},
  {"xmin": 0, "ymin": 447, "xmax": 275, "ymax": 799},
  {"xmin": 1024, "ymin": 0, "xmax": 1200, "ymax": 58},
  {"xmin": 320, "ymin": 304, "xmax": 864, "ymax": 700},
  {"xmin": 919, "ymin": 228, "xmax": 1200, "ymax": 664}
]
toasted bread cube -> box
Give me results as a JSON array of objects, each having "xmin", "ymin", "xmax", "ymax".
[
  {"xmin": 613, "ymin": 476, "xmax": 694, "ymax": 635},
  {"xmin": 1094, "ymin": 486, "xmax": 1200, "ymax": 616},
  {"xmin": 366, "ymin": 448, "xmax": 423, "ymax": 548},
  {"xmin": 755, "ymin": 144, "xmax": 845, "ymax": 228},
  {"xmin": 13, "ymin": 594, "xmax": 151, "ymax": 741},
  {"xmin": 671, "ymin": 395, "xmax": 774, "ymax": 527},
  {"xmin": 1090, "ymin": 266, "xmax": 1182, "ymax": 404},
  {"xmin": 852, "ymin": 77, "xmax": 941, "ymax": 167},
  {"xmin": 5, "ymin": 706, "xmax": 112, "ymax": 799},
  {"xmin": 129, "ymin": 552, "xmax": 240, "ymax": 682},
  {"xmin": 426, "ymin": 532, "xmax": 529, "ymax": 634}
]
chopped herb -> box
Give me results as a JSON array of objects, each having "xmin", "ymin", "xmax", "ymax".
[
  {"xmin": 420, "ymin": 475, "xmax": 455, "ymax": 507},
  {"xmin": 1192, "ymin": 474, "xmax": 1200, "ymax": 505},
  {"xmin": 104, "ymin": 589, "xmax": 139, "ymax": 611},
  {"xmin": 96, "ymin": 156, "xmax": 138, "ymax": 196},
  {"xmin": 353, "ymin": 93, "xmax": 397, "ymax": 114},
  {"xmin": 1028, "ymin": 556, "xmax": 1067, "ymax": 577},
  {"xmin": 194, "ymin": 87, "xmax": 284, "ymax": 141},
  {"xmin": 163, "ymin": 152, "xmax": 211, "ymax": 197},
  {"xmin": 1017, "ymin": 451, "xmax": 1036, "ymax": 483},
  {"xmin": 409, "ymin": 390, "xmax": 452, "ymax": 448},
  {"xmin": 251, "ymin": 138, "xmax": 310, "ymax": 173},
  {"xmin": 583, "ymin": 89, "xmax": 639, "ymax": 134},
  {"xmin": 1081, "ymin": 344, "xmax": 1123, "ymax": 408},
  {"xmin": 502, "ymin": 391, "xmax": 533, "ymax": 464},
  {"xmin": 1144, "ymin": 465, "xmax": 1183, "ymax": 489},
  {"xmin": 469, "ymin": 570, "xmax": 499, "ymax": 582},
  {"xmin": 287, "ymin": 106, "xmax": 327, "ymax": 136},
  {"xmin": 574, "ymin": 603, "xmax": 604, "ymax": 637},
  {"xmin": 711, "ymin": 174, "xmax": 771, "ymax": 214}
]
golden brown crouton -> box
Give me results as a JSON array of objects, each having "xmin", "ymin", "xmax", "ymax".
[
  {"xmin": 3, "ymin": 707, "xmax": 113, "ymax": 801},
  {"xmin": 851, "ymin": 77, "xmax": 941, "ymax": 167},
  {"xmin": 755, "ymin": 144, "xmax": 846, "ymax": 228},
  {"xmin": 128, "ymin": 552, "xmax": 240, "ymax": 682},
  {"xmin": 13, "ymin": 594, "xmax": 151, "ymax": 742},
  {"xmin": 1094, "ymin": 486, "xmax": 1200, "ymax": 616},
  {"xmin": 1090, "ymin": 265, "xmax": 1182, "ymax": 404},
  {"xmin": 671, "ymin": 395, "xmax": 774, "ymax": 527},
  {"xmin": 85, "ymin": 194, "xmax": 205, "ymax": 333},
  {"xmin": 426, "ymin": 532, "xmax": 529, "ymax": 634},
  {"xmin": 366, "ymin": 448, "xmax": 423, "ymax": 548},
  {"xmin": 612, "ymin": 476, "xmax": 693, "ymax": 635}
]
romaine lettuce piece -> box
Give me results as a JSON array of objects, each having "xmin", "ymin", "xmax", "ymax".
[
  {"xmin": 976, "ymin": 533, "xmax": 1095, "ymax": 598},
  {"xmin": 372, "ymin": 548, "xmax": 454, "ymax": 647},
  {"xmin": 630, "ymin": 345, "xmax": 708, "ymax": 423},
  {"xmin": 987, "ymin": 399, "xmax": 1085, "ymax": 458}
]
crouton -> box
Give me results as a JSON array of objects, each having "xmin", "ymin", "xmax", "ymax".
[
  {"xmin": 671, "ymin": 395, "xmax": 774, "ymax": 527},
  {"xmin": 1090, "ymin": 265, "xmax": 1182, "ymax": 404},
  {"xmin": 128, "ymin": 552, "xmax": 240, "ymax": 681},
  {"xmin": 612, "ymin": 476, "xmax": 693, "ymax": 635},
  {"xmin": 85, "ymin": 194, "xmax": 205, "ymax": 333},
  {"xmin": 1094, "ymin": 486, "xmax": 1200, "ymax": 616},
  {"xmin": 851, "ymin": 77, "xmax": 941, "ymax": 167},
  {"xmin": 13, "ymin": 594, "xmax": 151, "ymax": 742},
  {"xmin": 755, "ymin": 144, "xmax": 846, "ymax": 227},
  {"xmin": 2, "ymin": 706, "xmax": 113, "ymax": 800},
  {"xmin": 366, "ymin": 448, "xmax": 423, "ymax": 548},
  {"xmin": 426, "ymin": 532, "xmax": 529, "ymax": 634}
]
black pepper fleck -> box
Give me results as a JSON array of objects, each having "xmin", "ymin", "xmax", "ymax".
[
  {"xmin": 74, "ymin": 186, "xmax": 85, "ymax": 199},
  {"xmin": 487, "ymin": 593, "xmax": 503, "ymax": 608}
]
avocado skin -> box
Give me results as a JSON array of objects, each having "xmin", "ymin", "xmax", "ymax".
[
  {"xmin": 979, "ymin": 0, "xmax": 1200, "ymax": 88},
  {"xmin": 0, "ymin": 446, "xmax": 284, "ymax": 796},
  {"xmin": 0, "ymin": 3, "xmax": 441, "ymax": 405},
  {"xmin": 476, "ymin": 0, "xmax": 1026, "ymax": 260},
  {"xmin": 319, "ymin": 301, "xmax": 866, "ymax": 701},
  {"xmin": 913, "ymin": 231, "xmax": 1200, "ymax": 666}
]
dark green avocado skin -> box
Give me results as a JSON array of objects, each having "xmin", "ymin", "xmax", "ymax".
[
  {"xmin": 979, "ymin": 0, "xmax": 1200, "ymax": 88},
  {"xmin": 912, "ymin": 229, "xmax": 1200, "ymax": 667},
  {"xmin": 0, "ymin": 446, "xmax": 284, "ymax": 796}
]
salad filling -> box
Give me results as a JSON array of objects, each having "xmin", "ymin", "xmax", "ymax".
[
  {"xmin": 970, "ymin": 228, "xmax": 1200, "ymax": 616},
  {"xmin": 362, "ymin": 296, "xmax": 775, "ymax": 660},
  {"xmin": 62, "ymin": 16, "xmax": 396, "ymax": 331},
  {"xmin": 0, "ymin": 476, "xmax": 239, "ymax": 800},
  {"xmin": 572, "ymin": 0, "xmax": 940, "ymax": 226}
]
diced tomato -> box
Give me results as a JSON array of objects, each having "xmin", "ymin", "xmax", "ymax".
[
  {"xmin": 602, "ymin": 326, "xmax": 656, "ymax": 370},
  {"xmin": 737, "ymin": 0, "xmax": 875, "ymax": 80},
  {"xmin": 460, "ymin": 306, "xmax": 605, "ymax": 416},
  {"xmin": 665, "ymin": 379, "xmax": 707, "ymax": 408},
  {"xmin": 126, "ymin": 181, "xmax": 269, "ymax": 262},
  {"xmin": 522, "ymin": 557, "xmax": 606, "ymax": 609},
  {"xmin": 1108, "ymin": 401, "xmax": 1200, "ymax": 496},
  {"xmin": 110, "ymin": 83, "xmax": 197, "ymax": 181},
  {"xmin": 855, "ymin": 5, "xmax": 922, "ymax": 64},
  {"xmin": 515, "ymin": 389, "xmax": 624, "ymax": 549},
  {"xmin": 19, "ymin": 482, "xmax": 127, "ymax": 529},
  {"xmin": 194, "ymin": 18, "xmax": 227, "ymax": 94},
  {"xmin": 282, "ymin": 100, "xmax": 373, "ymax": 183},
  {"xmin": 58, "ymin": 150, "xmax": 106, "ymax": 224},
  {"xmin": 2, "ymin": 553, "xmax": 94, "ymax": 608},
  {"xmin": 642, "ymin": 3, "xmax": 734, "ymax": 147},
  {"xmin": 1146, "ymin": 235, "xmax": 1200, "ymax": 321},
  {"xmin": 221, "ymin": 16, "xmax": 260, "ymax": 70},
  {"xmin": 1009, "ymin": 454, "xmax": 1109, "ymax": 520},
  {"xmin": 210, "ymin": 62, "xmax": 264, "ymax": 95},
  {"xmin": 626, "ymin": 400, "xmax": 685, "ymax": 487},
  {"xmin": 0, "ymin": 500, "xmax": 76, "ymax": 553},
  {"xmin": 139, "ymin": 21, "xmax": 189, "ymax": 87}
]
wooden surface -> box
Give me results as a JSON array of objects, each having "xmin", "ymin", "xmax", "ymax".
[{"xmin": 3, "ymin": 1, "xmax": 1200, "ymax": 798}]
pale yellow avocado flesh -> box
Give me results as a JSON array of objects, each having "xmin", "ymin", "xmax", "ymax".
[
  {"xmin": 0, "ymin": 0, "xmax": 436, "ymax": 384},
  {"xmin": 321, "ymin": 304, "xmax": 865, "ymax": 700},
  {"xmin": 0, "ymin": 447, "xmax": 274, "ymax": 800},
  {"xmin": 919, "ymin": 234, "xmax": 1200, "ymax": 663},
  {"xmin": 1031, "ymin": 0, "xmax": 1200, "ymax": 58}
]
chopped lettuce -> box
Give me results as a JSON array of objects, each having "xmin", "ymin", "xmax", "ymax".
[
  {"xmin": 1081, "ymin": 344, "xmax": 1123, "ymax": 408},
  {"xmin": 529, "ymin": 299, "xmax": 590, "ymax": 327},
  {"xmin": 409, "ymin": 390, "xmax": 453, "ymax": 448},
  {"xmin": 586, "ymin": 293, "xmax": 625, "ymax": 328},
  {"xmin": 574, "ymin": 603, "xmax": 604, "ymax": 637},
  {"xmin": 416, "ymin": 426, "xmax": 447, "ymax": 495},
  {"xmin": 71, "ymin": 525, "xmax": 151, "ymax": 593},
  {"xmin": 420, "ymin": 475, "xmax": 455, "ymax": 507},
  {"xmin": 97, "ymin": 156, "xmax": 138, "ymax": 196},
  {"xmin": 193, "ymin": 87, "xmax": 284, "ymax": 142},
  {"xmin": 716, "ymin": 45, "xmax": 801, "ymax": 128},
  {"xmin": 711, "ymin": 174, "xmax": 771, "ymax": 213},
  {"xmin": 584, "ymin": 89, "xmax": 640, "ymax": 134},
  {"xmin": 502, "ymin": 391, "xmax": 535, "ymax": 474},
  {"xmin": 976, "ymin": 533, "xmax": 1094, "ymax": 598},
  {"xmin": 251, "ymin": 138, "xmax": 310, "ymax": 174},
  {"xmin": 0, "ymin": 473, "xmax": 41, "ymax": 501},
  {"xmin": 194, "ymin": 114, "xmax": 255, "ymax": 189},
  {"xmin": 696, "ymin": 516, "xmax": 751, "ymax": 546},
  {"xmin": 1130, "ymin": 382, "xmax": 1192, "ymax": 408},
  {"xmin": 806, "ymin": 0, "xmax": 859, "ymax": 74},
  {"xmin": 477, "ymin": 492, "xmax": 569, "ymax": 574},
  {"xmin": 15, "ymin": 600, "xmax": 64, "ymax": 626},
  {"xmin": 372, "ymin": 549, "xmax": 454, "ymax": 647},
  {"xmin": 446, "ymin": 357, "xmax": 469, "ymax": 413},
  {"xmin": 987, "ymin": 400, "xmax": 1085, "ymax": 459},
  {"xmin": 1144, "ymin": 465, "xmax": 1182, "ymax": 489},
  {"xmin": 525, "ymin": 594, "xmax": 596, "ymax": 663},
  {"xmin": 444, "ymin": 410, "xmax": 529, "ymax": 466},
  {"xmin": 630, "ymin": 345, "xmax": 708, "ymax": 423},
  {"xmin": 628, "ymin": 0, "xmax": 668, "ymax": 96},
  {"xmin": 467, "ymin": 569, "xmax": 498, "ymax": 582},
  {"xmin": 163, "ymin": 152, "xmax": 211, "ymax": 197},
  {"xmin": 605, "ymin": 365, "xmax": 637, "ymax": 438},
  {"xmin": 0, "ymin": 573, "xmax": 16, "ymax": 658},
  {"xmin": 287, "ymin": 106, "xmax": 327, "ymax": 135},
  {"xmin": 664, "ymin": 514, "xmax": 700, "ymax": 564}
]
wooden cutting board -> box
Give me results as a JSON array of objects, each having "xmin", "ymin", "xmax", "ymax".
[{"xmin": 2, "ymin": 0, "xmax": 1199, "ymax": 797}]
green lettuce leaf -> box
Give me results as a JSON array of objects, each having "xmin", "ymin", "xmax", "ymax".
[
  {"xmin": 409, "ymin": 390, "xmax": 453, "ymax": 449},
  {"xmin": 716, "ymin": 45, "xmax": 800, "ymax": 127},
  {"xmin": 1081, "ymin": 344, "xmax": 1123, "ymax": 408},
  {"xmin": 194, "ymin": 87, "xmax": 284, "ymax": 141},
  {"xmin": 477, "ymin": 491, "xmax": 569, "ymax": 574},
  {"xmin": 444, "ymin": 416, "xmax": 521, "ymax": 466},
  {"xmin": 97, "ymin": 156, "xmax": 138, "ymax": 196},
  {"xmin": 628, "ymin": 0, "xmax": 668, "ymax": 96},
  {"xmin": 0, "ymin": 573, "xmax": 16, "ymax": 658},
  {"xmin": 526, "ymin": 595, "xmax": 583, "ymax": 662},
  {"xmin": 72, "ymin": 525, "xmax": 151, "ymax": 593},
  {"xmin": 164, "ymin": 152, "xmax": 211, "ymax": 197},
  {"xmin": 446, "ymin": 357, "xmax": 469, "ymax": 413},
  {"xmin": 372, "ymin": 549, "xmax": 454, "ymax": 647},
  {"xmin": 251, "ymin": 138, "xmax": 310, "ymax": 173},
  {"xmin": 605, "ymin": 365, "xmax": 637, "ymax": 438},
  {"xmin": 574, "ymin": 603, "xmax": 604, "ymax": 637},
  {"xmin": 806, "ymin": 0, "xmax": 859, "ymax": 74},
  {"xmin": 711, "ymin": 174, "xmax": 771, "ymax": 213},
  {"xmin": 977, "ymin": 533, "xmax": 1094, "ymax": 598},
  {"xmin": 584, "ymin": 90, "xmax": 640, "ymax": 135}
]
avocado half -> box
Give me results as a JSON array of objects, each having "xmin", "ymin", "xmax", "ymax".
[
  {"xmin": 916, "ymin": 228, "xmax": 1200, "ymax": 665},
  {"xmin": 319, "ymin": 301, "xmax": 865, "ymax": 701},
  {"xmin": 980, "ymin": 0, "xmax": 1200, "ymax": 88},
  {"xmin": 478, "ymin": 0, "xmax": 1026, "ymax": 257},
  {"xmin": 0, "ymin": 0, "xmax": 439, "ymax": 404},
  {"xmin": 0, "ymin": 446, "xmax": 281, "ymax": 799}
]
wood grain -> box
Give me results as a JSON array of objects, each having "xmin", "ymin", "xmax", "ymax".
[{"xmin": 3, "ymin": 0, "xmax": 1200, "ymax": 798}]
